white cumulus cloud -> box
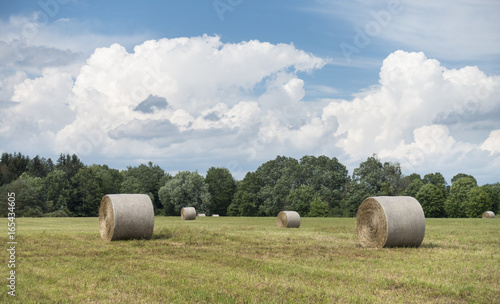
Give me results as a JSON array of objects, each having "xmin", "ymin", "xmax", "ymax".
[{"xmin": 1, "ymin": 34, "xmax": 500, "ymax": 183}]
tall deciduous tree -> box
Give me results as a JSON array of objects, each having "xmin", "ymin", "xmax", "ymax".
[
  {"xmin": 298, "ymin": 155, "xmax": 348, "ymax": 212},
  {"xmin": 402, "ymin": 174, "xmax": 424, "ymax": 197},
  {"xmin": 351, "ymin": 154, "xmax": 402, "ymax": 197},
  {"xmin": 416, "ymin": 183, "xmax": 446, "ymax": 217},
  {"xmin": 308, "ymin": 197, "xmax": 329, "ymax": 217},
  {"xmin": 343, "ymin": 182, "xmax": 372, "ymax": 217},
  {"xmin": 352, "ymin": 154, "xmax": 384, "ymax": 195},
  {"xmin": 451, "ymin": 173, "xmax": 477, "ymax": 185},
  {"xmin": 286, "ymin": 185, "xmax": 315, "ymax": 216},
  {"xmin": 345, "ymin": 154, "xmax": 402, "ymax": 215},
  {"xmin": 0, "ymin": 173, "xmax": 45, "ymax": 217},
  {"xmin": 205, "ymin": 167, "xmax": 236, "ymax": 216},
  {"xmin": 90, "ymin": 165, "xmax": 123, "ymax": 196},
  {"xmin": 121, "ymin": 162, "xmax": 171, "ymax": 212},
  {"xmin": 481, "ymin": 184, "xmax": 500, "ymax": 214},
  {"xmin": 158, "ymin": 171, "xmax": 211, "ymax": 215},
  {"xmin": 445, "ymin": 177, "xmax": 477, "ymax": 218},
  {"xmin": 256, "ymin": 156, "xmax": 300, "ymax": 216},
  {"xmin": 465, "ymin": 187, "xmax": 491, "ymax": 218},
  {"xmin": 227, "ymin": 172, "xmax": 260, "ymax": 216}
]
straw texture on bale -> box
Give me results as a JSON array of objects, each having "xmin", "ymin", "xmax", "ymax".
[
  {"xmin": 181, "ymin": 207, "xmax": 196, "ymax": 220},
  {"xmin": 482, "ymin": 211, "xmax": 495, "ymax": 218},
  {"xmin": 356, "ymin": 196, "xmax": 425, "ymax": 248},
  {"xmin": 99, "ymin": 194, "xmax": 154, "ymax": 241},
  {"xmin": 277, "ymin": 211, "xmax": 301, "ymax": 228}
]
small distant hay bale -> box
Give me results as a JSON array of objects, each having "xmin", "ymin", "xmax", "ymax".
[
  {"xmin": 181, "ymin": 207, "xmax": 196, "ymax": 220},
  {"xmin": 482, "ymin": 211, "xmax": 495, "ymax": 218},
  {"xmin": 99, "ymin": 194, "xmax": 154, "ymax": 242},
  {"xmin": 277, "ymin": 211, "xmax": 300, "ymax": 228},
  {"xmin": 212, "ymin": 214, "xmax": 220, "ymax": 217},
  {"xmin": 356, "ymin": 196, "xmax": 425, "ymax": 248},
  {"xmin": 197, "ymin": 213, "xmax": 206, "ymax": 217}
]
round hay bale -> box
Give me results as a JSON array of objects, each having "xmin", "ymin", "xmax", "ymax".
[
  {"xmin": 181, "ymin": 207, "xmax": 196, "ymax": 220},
  {"xmin": 99, "ymin": 194, "xmax": 154, "ymax": 242},
  {"xmin": 197, "ymin": 213, "xmax": 206, "ymax": 217},
  {"xmin": 277, "ymin": 211, "xmax": 300, "ymax": 228},
  {"xmin": 212, "ymin": 214, "xmax": 219, "ymax": 217},
  {"xmin": 482, "ymin": 211, "xmax": 495, "ymax": 218},
  {"xmin": 356, "ymin": 196, "xmax": 425, "ymax": 248}
]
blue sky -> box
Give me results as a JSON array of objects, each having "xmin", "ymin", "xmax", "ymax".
[{"xmin": 1, "ymin": 0, "xmax": 500, "ymax": 184}]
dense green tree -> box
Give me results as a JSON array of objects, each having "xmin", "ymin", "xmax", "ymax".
[
  {"xmin": 344, "ymin": 155, "xmax": 402, "ymax": 215},
  {"xmin": 28, "ymin": 155, "xmax": 54, "ymax": 178},
  {"xmin": 352, "ymin": 154, "xmax": 384, "ymax": 195},
  {"xmin": 402, "ymin": 178, "xmax": 424, "ymax": 197},
  {"xmin": 343, "ymin": 182, "xmax": 372, "ymax": 217},
  {"xmin": 451, "ymin": 173, "xmax": 477, "ymax": 185},
  {"xmin": 205, "ymin": 167, "xmax": 236, "ymax": 215},
  {"xmin": 380, "ymin": 161, "xmax": 403, "ymax": 195},
  {"xmin": 465, "ymin": 187, "xmax": 491, "ymax": 218},
  {"xmin": 90, "ymin": 164, "xmax": 123, "ymax": 196},
  {"xmin": 422, "ymin": 172, "xmax": 448, "ymax": 202},
  {"xmin": 158, "ymin": 171, "xmax": 211, "ymax": 215},
  {"xmin": 298, "ymin": 155, "xmax": 348, "ymax": 210},
  {"xmin": 416, "ymin": 184, "xmax": 446, "ymax": 217},
  {"xmin": 286, "ymin": 185, "xmax": 315, "ymax": 216},
  {"xmin": 423, "ymin": 172, "xmax": 447, "ymax": 187},
  {"xmin": 351, "ymin": 154, "xmax": 402, "ymax": 197},
  {"xmin": 0, "ymin": 152, "xmax": 31, "ymax": 185},
  {"xmin": 228, "ymin": 189, "xmax": 254, "ymax": 216},
  {"xmin": 121, "ymin": 162, "xmax": 170, "ymax": 212},
  {"xmin": 227, "ymin": 172, "xmax": 260, "ymax": 216},
  {"xmin": 70, "ymin": 166, "xmax": 104, "ymax": 216},
  {"xmin": 0, "ymin": 173, "xmax": 45, "ymax": 217},
  {"xmin": 445, "ymin": 177, "xmax": 477, "ymax": 217},
  {"xmin": 121, "ymin": 175, "xmax": 145, "ymax": 193},
  {"xmin": 56, "ymin": 154, "xmax": 83, "ymax": 179},
  {"xmin": 399, "ymin": 173, "xmax": 421, "ymax": 197},
  {"xmin": 44, "ymin": 169, "xmax": 73, "ymax": 213},
  {"xmin": 481, "ymin": 184, "xmax": 500, "ymax": 214},
  {"xmin": 308, "ymin": 197, "xmax": 329, "ymax": 217},
  {"xmin": 256, "ymin": 156, "xmax": 300, "ymax": 216}
]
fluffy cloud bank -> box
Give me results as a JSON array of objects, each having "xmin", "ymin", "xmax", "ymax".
[{"xmin": 1, "ymin": 36, "xmax": 500, "ymax": 182}]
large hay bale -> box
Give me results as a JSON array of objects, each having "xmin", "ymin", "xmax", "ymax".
[
  {"xmin": 482, "ymin": 211, "xmax": 495, "ymax": 218},
  {"xmin": 181, "ymin": 207, "xmax": 196, "ymax": 220},
  {"xmin": 277, "ymin": 211, "xmax": 300, "ymax": 228},
  {"xmin": 356, "ymin": 196, "xmax": 425, "ymax": 248},
  {"xmin": 99, "ymin": 194, "xmax": 154, "ymax": 242}
]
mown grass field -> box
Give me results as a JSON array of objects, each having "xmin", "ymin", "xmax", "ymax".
[{"xmin": 1, "ymin": 216, "xmax": 499, "ymax": 303}]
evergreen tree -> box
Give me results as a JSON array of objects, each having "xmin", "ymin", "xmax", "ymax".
[{"xmin": 70, "ymin": 166, "xmax": 104, "ymax": 216}]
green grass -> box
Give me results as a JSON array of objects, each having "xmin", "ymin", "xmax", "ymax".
[{"xmin": 1, "ymin": 217, "xmax": 499, "ymax": 303}]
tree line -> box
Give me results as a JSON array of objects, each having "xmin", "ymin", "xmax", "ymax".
[{"xmin": 0, "ymin": 152, "xmax": 498, "ymax": 218}]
